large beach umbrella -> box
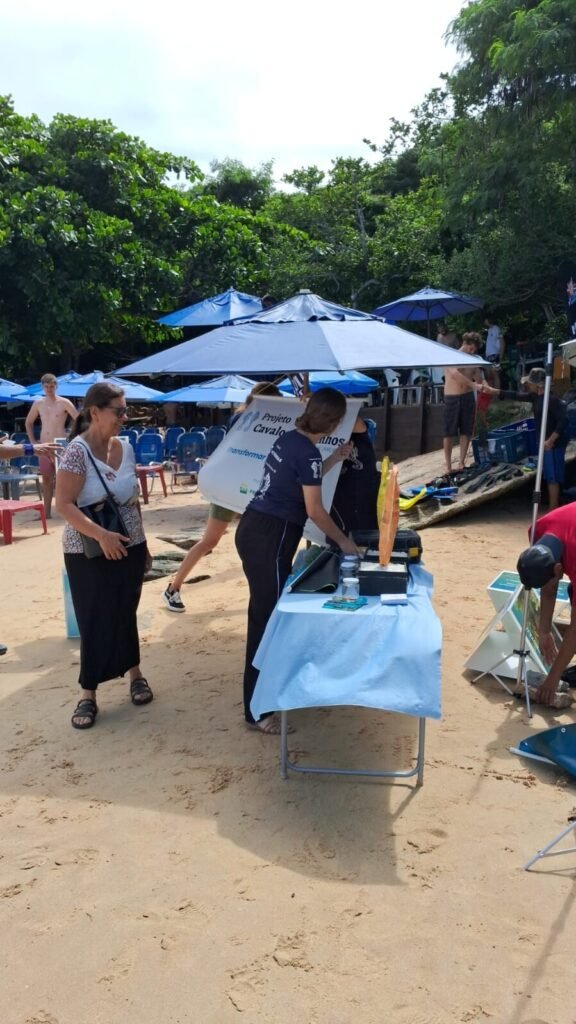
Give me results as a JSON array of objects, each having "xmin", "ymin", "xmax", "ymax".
[
  {"xmin": 229, "ymin": 289, "xmax": 376, "ymax": 324},
  {"xmin": 119, "ymin": 318, "xmax": 487, "ymax": 377},
  {"xmin": 278, "ymin": 370, "xmax": 378, "ymax": 395},
  {"xmin": 158, "ymin": 287, "xmax": 263, "ymax": 327},
  {"xmin": 121, "ymin": 290, "xmax": 380, "ymax": 377},
  {"xmin": 0, "ymin": 377, "xmax": 29, "ymax": 402},
  {"xmin": 24, "ymin": 371, "xmax": 164, "ymax": 401},
  {"xmin": 24, "ymin": 371, "xmax": 84, "ymax": 397},
  {"xmin": 158, "ymin": 374, "xmax": 257, "ymax": 404},
  {"xmin": 373, "ymin": 286, "xmax": 483, "ymax": 337}
]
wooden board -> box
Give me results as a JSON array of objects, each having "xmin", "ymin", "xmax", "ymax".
[{"xmin": 396, "ymin": 442, "xmax": 576, "ymax": 530}]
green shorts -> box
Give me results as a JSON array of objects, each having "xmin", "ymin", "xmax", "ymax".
[{"xmin": 209, "ymin": 503, "xmax": 236, "ymax": 523}]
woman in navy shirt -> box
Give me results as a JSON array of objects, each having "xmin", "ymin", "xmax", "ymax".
[{"xmin": 235, "ymin": 388, "xmax": 360, "ymax": 733}]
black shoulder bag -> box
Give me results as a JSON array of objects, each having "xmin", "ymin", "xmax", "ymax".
[{"xmin": 77, "ymin": 441, "xmax": 129, "ymax": 559}]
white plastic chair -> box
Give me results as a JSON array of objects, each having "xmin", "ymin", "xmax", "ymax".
[
  {"xmin": 383, "ymin": 369, "xmax": 401, "ymax": 405},
  {"xmin": 406, "ymin": 368, "xmax": 431, "ymax": 405},
  {"xmin": 429, "ymin": 367, "xmax": 445, "ymax": 404}
]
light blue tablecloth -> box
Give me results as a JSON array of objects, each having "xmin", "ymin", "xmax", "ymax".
[{"xmin": 251, "ymin": 564, "xmax": 442, "ymax": 720}]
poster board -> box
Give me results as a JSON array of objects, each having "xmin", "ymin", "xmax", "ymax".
[
  {"xmin": 488, "ymin": 570, "xmax": 570, "ymax": 615},
  {"xmin": 198, "ymin": 395, "xmax": 360, "ymax": 543},
  {"xmin": 465, "ymin": 583, "xmax": 563, "ymax": 680}
]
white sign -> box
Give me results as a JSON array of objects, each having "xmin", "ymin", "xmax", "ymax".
[
  {"xmin": 465, "ymin": 584, "xmax": 563, "ymax": 681},
  {"xmin": 198, "ymin": 395, "xmax": 361, "ymax": 540}
]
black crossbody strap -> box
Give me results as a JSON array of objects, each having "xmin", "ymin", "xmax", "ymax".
[{"xmin": 76, "ymin": 439, "xmax": 119, "ymax": 504}]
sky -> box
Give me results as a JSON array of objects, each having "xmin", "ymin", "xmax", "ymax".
[{"xmin": 2, "ymin": 0, "xmax": 465, "ymax": 181}]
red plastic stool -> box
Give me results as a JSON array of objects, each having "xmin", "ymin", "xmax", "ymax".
[{"xmin": 0, "ymin": 499, "xmax": 48, "ymax": 545}]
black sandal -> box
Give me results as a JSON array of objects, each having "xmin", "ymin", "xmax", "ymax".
[
  {"xmin": 130, "ymin": 678, "xmax": 154, "ymax": 706},
  {"xmin": 71, "ymin": 698, "xmax": 98, "ymax": 730}
]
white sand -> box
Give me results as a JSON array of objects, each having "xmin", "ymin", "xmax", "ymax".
[{"xmin": 1, "ymin": 488, "xmax": 575, "ymax": 1024}]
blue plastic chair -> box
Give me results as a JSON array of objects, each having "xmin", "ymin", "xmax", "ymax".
[
  {"xmin": 171, "ymin": 431, "xmax": 207, "ymax": 492},
  {"xmin": 205, "ymin": 426, "xmax": 226, "ymax": 455},
  {"xmin": 135, "ymin": 433, "xmax": 164, "ymax": 466},
  {"xmin": 143, "ymin": 425, "xmax": 160, "ymax": 434},
  {"xmin": 119, "ymin": 429, "xmax": 138, "ymax": 453},
  {"xmin": 164, "ymin": 426, "xmax": 184, "ymax": 458},
  {"xmin": 10, "ymin": 432, "xmax": 28, "ymax": 444},
  {"xmin": 6, "ymin": 455, "xmax": 42, "ymax": 498}
]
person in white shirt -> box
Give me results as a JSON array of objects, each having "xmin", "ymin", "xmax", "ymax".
[{"xmin": 484, "ymin": 316, "xmax": 505, "ymax": 388}]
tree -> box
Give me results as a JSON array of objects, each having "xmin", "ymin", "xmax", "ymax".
[
  {"xmin": 0, "ymin": 99, "xmax": 317, "ymax": 373},
  {"xmin": 201, "ymin": 158, "xmax": 275, "ymax": 212}
]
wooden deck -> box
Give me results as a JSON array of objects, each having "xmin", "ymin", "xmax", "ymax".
[{"xmin": 397, "ymin": 442, "xmax": 576, "ymax": 530}]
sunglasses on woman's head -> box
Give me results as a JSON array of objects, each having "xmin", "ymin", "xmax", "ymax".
[{"xmin": 106, "ymin": 405, "xmax": 128, "ymax": 417}]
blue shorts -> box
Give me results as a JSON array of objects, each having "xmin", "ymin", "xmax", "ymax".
[{"xmin": 543, "ymin": 447, "xmax": 566, "ymax": 484}]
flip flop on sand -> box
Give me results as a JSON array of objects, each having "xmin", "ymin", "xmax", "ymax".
[{"xmin": 247, "ymin": 714, "xmax": 295, "ymax": 735}]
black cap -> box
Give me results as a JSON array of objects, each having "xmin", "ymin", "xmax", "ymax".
[{"xmin": 517, "ymin": 534, "xmax": 564, "ymax": 589}]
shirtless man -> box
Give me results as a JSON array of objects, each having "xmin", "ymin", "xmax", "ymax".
[
  {"xmin": 443, "ymin": 332, "xmax": 483, "ymax": 474},
  {"xmin": 25, "ymin": 373, "xmax": 77, "ymax": 517}
]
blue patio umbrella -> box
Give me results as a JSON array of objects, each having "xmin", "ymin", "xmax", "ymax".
[
  {"xmin": 24, "ymin": 371, "xmax": 164, "ymax": 401},
  {"xmin": 279, "ymin": 370, "xmax": 378, "ymax": 395},
  {"xmin": 24, "ymin": 371, "xmax": 84, "ymax": 396},
  {"xmin": 119, "ymin": 318, "xmax": 487, "ymax": 377},
  {"xmin": 158, "ymin": 374, "xmax": 257, "ymax": 404},
  {"xmin": 373, "ymin": 286, "xmax": 483, "ymax": 337},
  {"xmin": 228, "ymin": 289, "xmax": 376, "ymax": 324},
  {"xmin": 158, "ymin": 287, "xmax": 263, "ymax": 327},
  {"xmin": 0, "ymin": 377, "xmax": 29, "ymax": 402}
]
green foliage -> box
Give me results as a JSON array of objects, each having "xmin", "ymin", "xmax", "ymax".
[
  {"xmin": 2, "ymin": 1, "xmax": 576, "ymax": 379},
  {"xmin": 0, "ymin": 99, "xmax": 315, "ymax": 373},
  {"xmin": 201, "ymin": 158, "xmax": 275, "ymax": 211}
]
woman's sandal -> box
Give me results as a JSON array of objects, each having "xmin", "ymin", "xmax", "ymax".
[
  {"xmin": 130, "ymin": 678, "xmax": 154, "ymax": 706},
  {"xmin": 247, "ymin": 714, "xmax": 294, "ymax": 735},
  {"xmin": 71, "ymin": 698, "xmax": 98, "ymax": 730}
]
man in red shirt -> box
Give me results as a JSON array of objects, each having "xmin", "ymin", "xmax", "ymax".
[{"xmin": 517, "ymin": 505, "xmax": 576, "ymax": 703}]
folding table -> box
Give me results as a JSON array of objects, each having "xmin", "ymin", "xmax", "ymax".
[{"xmin": 252, "ymin": 565, "xmax": 442, "ymax": 785}]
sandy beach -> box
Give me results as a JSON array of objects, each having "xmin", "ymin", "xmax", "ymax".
[{"xmin": 1, "ymin": 485, "xmax": 575, "ymax": 1024}]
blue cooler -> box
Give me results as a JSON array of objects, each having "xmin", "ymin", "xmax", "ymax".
[{"xmin": 62, "ymin": 568, "xmax": 80, "ymax": 639}]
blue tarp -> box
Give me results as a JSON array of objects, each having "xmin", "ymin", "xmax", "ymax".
[{"xmin": 158, "ymin": 287, "xmax": 263, "ymax": 327}]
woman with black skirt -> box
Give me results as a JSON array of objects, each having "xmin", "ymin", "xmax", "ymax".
[
  {"xmin": 235, "ymin": 388, "xmax": 361, "ymax": 734},
  {"xmin": 55, "ymin": 382, "xmax": 153, "ymax": 730}
]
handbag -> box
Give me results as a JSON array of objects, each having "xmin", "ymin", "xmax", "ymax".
[{"xmin": 77, "ymin": 441, "xmax": 129, "ymax": 559}]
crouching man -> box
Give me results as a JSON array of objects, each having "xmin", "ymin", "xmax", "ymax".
[{"xmin": 517, "ymin": 505, "xmax": 576, "ymax": 704}]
